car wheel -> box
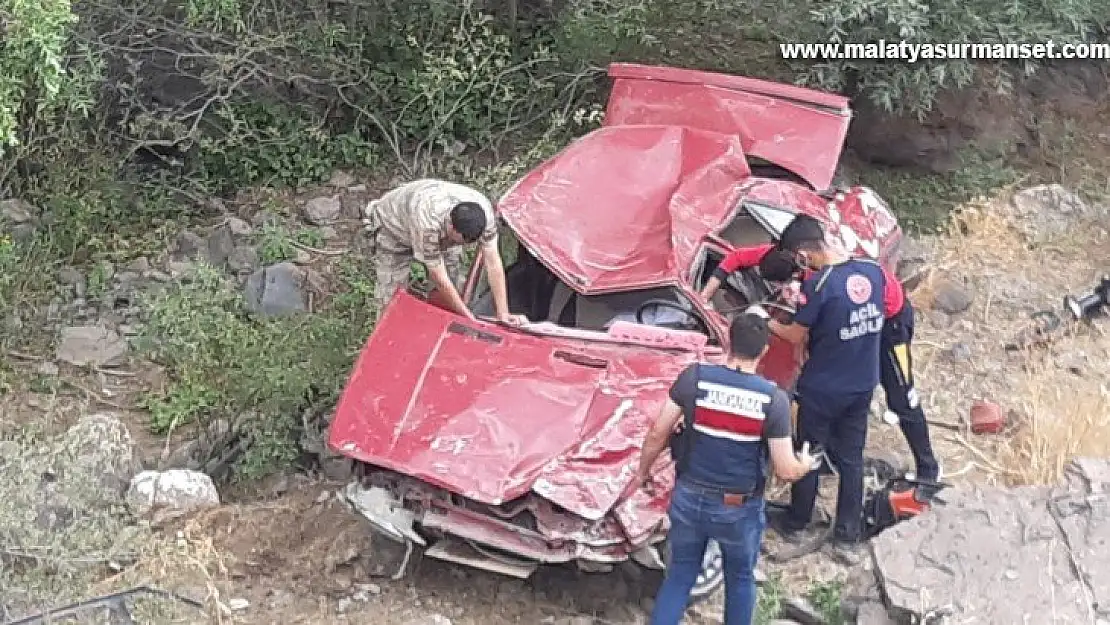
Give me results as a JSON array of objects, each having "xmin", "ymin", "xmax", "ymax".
[{"xmin": 660, "ymin": 538, "xmax": 724, "ymax": 604}]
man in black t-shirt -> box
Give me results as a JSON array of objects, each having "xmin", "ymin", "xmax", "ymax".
[{"xmin": 634, "ymin": 313, "xmax": 818, "ymax": 624}]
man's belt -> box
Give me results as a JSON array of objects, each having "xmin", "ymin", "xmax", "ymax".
[{"xmin": 678, "ymin": 478, "xmax": 764, "ymax": 502}]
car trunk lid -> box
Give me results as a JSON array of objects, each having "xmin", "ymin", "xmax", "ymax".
[{"xmin": 328, "ymin": 291, "xmax": 698, "ymax": 515}]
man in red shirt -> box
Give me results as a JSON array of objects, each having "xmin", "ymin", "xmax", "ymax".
[{"xmin": 701, "ymin": 241, "xmax": 941, "ymax": 483}]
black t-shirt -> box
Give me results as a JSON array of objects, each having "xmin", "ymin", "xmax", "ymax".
[{"xmin": 669, "ymin": 364, "xmax": 793, "ymax": 440}]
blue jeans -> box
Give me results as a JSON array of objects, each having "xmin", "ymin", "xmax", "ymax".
[{"xmin": 650, "ymin": 481, "xmax": 766, "ymax": 625}]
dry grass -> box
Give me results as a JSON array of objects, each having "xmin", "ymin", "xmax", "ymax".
[
  {"xmin": 996, "ymin": 350, "xmax": 1110, "ymax": 486},
  {"xmin": 905, "ymin": 189, "xmax": 1110, "ymax": 488}
]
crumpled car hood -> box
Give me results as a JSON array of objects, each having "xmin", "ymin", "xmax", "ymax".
[{"xmin": 327, "ymin": 291, "xmax": 698, "ymax": 522}]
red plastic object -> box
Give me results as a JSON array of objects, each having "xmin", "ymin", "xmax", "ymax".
[{"xmin": 970, "ymin": 400, "xmax": 1005, "ymax": 434}]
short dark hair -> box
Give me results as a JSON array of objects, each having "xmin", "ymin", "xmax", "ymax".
[
  {"xmin": 778, "ymin": 214, "xmax": 826, "ymax": 253},
  {"xmin": 450, "ymin": 202, "xmax": 487, "ymax": 243},
  {"xmin": 758, "ymin": 248, "xmax": 800, "ymax": 282},
  {"xmin": 729, "ymin": 313, "xmax": 770, "ymax": 359}
]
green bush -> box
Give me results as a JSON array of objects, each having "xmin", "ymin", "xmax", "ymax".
[
  {"xmin": 197, "ymin": 101, "xmax": 380, "ymax": 191},
  {"xmin": 138, "ymin": 262, "xmax": 375, "ymax": 479},
  {"xmin": 0, "ymin": 0, "xmax": 78, "ymax": 157}
]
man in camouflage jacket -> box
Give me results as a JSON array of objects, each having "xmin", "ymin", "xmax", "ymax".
[{"xmin": 362, "ymin": 179, "xmax": 528, "ymax": 325}]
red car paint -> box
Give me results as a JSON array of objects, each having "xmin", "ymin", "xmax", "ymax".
[{"xmin": 327, "ymin": 62, "xmax": 904, "ymax": 573}]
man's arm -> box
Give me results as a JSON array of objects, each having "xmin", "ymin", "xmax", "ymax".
[
  {"xmin": 413, "ymin": 223, "xmax": 476, "ymax": 321},
  {"xmin": 426, "ymin": 262, "xmax": 476, "ymax": 320},
  {"xmin": 700, "ymin": 244, "xmax": 775, "ymax": 301},
  {"xmin": 764, "ymin": 389, "xmax": 812, "ymax": 482},
  {"xmin": 880, "ymin": 265, "xmax": 904, "ymax": 318},
  {"xmin": 768, "ymin": 319, "xmax": 808, "ymax": 345},
  {"xmin": 768, "ymin": 271, "xmax": 823, "ymax": 345},
  {"xmin": 637, "ymin": 398, "xmax": 684, "ymax": 480},
  {"xmin": 480, "ymin": 240, "xmax": 527, "ymax": 325},
  {"xmin": 636, "ymin": 364, "xmax": 696, "ymax": 480}
]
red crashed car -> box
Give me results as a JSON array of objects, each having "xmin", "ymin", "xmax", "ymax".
[{"xmin": 327, "ymin": 63, "xmax": 904, "ymax": 597}]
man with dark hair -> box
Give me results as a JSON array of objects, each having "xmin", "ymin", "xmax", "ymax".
[
  {"xmin": 362, "ymin": 179, "xmax": 528, "ymax": 325},
  {"xmin": 702, "ymin": 230, "xmax": 941, "ymax": 483},
  {"xmin": 632, "ymin": 313, "xmax": 819, "ymax": 625},
  {"xmin": 700, "ymin": 243, "xmax": 801, "ymax": 303},
  {"xmin": 760, "ymin": 214, "xmax": 887, "ymax": 564}
]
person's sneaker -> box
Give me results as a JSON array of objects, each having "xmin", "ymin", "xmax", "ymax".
[
  {"xmin": 765, "ymin": 508, "xmax": 808, "ymax": 544},
  {"xmin": 829, "ymin": 540, "xmax": 866, "ymax": 566},
  {"xmin": 905, "ymin": 462, "xmax": 945, "ymax": 483}
]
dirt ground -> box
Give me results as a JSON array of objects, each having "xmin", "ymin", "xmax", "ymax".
[{"xmin": 4, "ymin": 185, "xmax": 1110, "ymax": 625}]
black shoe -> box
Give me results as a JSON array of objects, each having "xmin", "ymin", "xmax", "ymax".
[
  {"xmin": 828, "ymin": 539, "xmax": 866, "ymax": 566},
  {"xmin": 766, "ymin": 508, "xmax": 807, "ymax": 544}
]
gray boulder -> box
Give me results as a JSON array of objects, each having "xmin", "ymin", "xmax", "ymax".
[
  {"xmin": 870, "ymin": 458, "xmax": 1110, "ymax": 623},
  {"xmin": 243, "ymin": 262, "xmax": 308, "ymax": 316},
  {"xmin": 56, "ymin": 325, "xmax": 130, "ymax": 367}
]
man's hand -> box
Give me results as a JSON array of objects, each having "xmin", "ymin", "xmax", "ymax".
[
  {"xmin": 616, "ymin": 471, "xmax": 647, "ymax": 506},
  {"xmin": 497, "ymin": 312, "xmax": 530, "ymax": 326},
  {"xmin": 746, "ymin": 304, "xmax": 770, "ymax": 319},
  {"xmin": 796, "ymin": 441, "xmax": 822, "ymax": 472}
]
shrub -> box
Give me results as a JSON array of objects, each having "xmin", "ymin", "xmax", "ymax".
[
  {"xmin": 793, "ymin": 0, "xmax": 1110, "ymax": 118},
  {"xmin": 138, "ymin": 262, "xmax": 375, "ymax": 479}
]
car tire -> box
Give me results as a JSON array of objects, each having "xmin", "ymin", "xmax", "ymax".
[{"xmin": 660, "ymin": 538, "xmax": 724, "ymax": 604}]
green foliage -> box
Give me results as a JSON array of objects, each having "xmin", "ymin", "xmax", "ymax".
[
  {"xmin": 807, "ymin": 580, "xmax": 846, "ymax": 625},
  {"xmin": 0, "ymin": 0, "xmax": 78, "ymax": 157},
  {"xmin": 553, "ymin": 0, "xmax": 660, "ymax": 64},
  {"xmin": 754, "ymin": 573, "xmax": 785, "ymax": 624},
  {"xmin": 390, "ymin": 11, "xmax": 559, "ymax": 150},
  {"xmin": 197, "ymin": 102, "xmax": 380, "ymax": 191},
  {"xmin": 138, "ymin": 262, "xmax": 375, "ymax": 479},
  {"xmin": 861, "ymin": 151, "xmax": 1019, "ymax": 232},
  {"xmin": 794, "ymin": 0, "xmax": 1110, "ymax": 117},
  {"xmin": 185, "ymin": 0, "xmax": 241, "ymax": 32},
  {"xmin": 254, "ymin": 223, "xmax": 326, "ymax": 264}
]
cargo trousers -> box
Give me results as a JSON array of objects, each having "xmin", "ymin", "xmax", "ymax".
[{"xmin": 364, "ymin": 200, "xmax": 467, "ymax": 314}]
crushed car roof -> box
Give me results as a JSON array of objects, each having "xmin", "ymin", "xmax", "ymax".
[
  {"xmin": 497, "ymin": 63, "xmax": 854, "ymax": 295},
  {"xmin": 498, "ymin": 125, "xmax": 750, "ymax": 294}
]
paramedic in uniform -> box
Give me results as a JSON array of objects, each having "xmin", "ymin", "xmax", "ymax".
[
  {"xmin": 703, "ymin": 241, "xmax": 941, "ymax": 483},
  {"xmin": 633, "ymin": 313, "xmax": 818, "ymax": 625},
  {"xmin": 764, "ymin": 214, "xmax": 886, "ymax": 564},
  {"xmin": 361, "ymin": 179, "xmax": 528, "ymax": 325}
]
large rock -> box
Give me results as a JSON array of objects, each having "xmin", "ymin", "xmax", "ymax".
[
  {"xmin": 243, "ymin": 262, "xmax": 308, "ymax": 316},
  {"xmin": 55, "ymin": 325, "xmax": 130, "ymax": 367},
  {"xmin": 1009, "ymin": 184, "xmax": 1095, "ymax": 243},
  {"xmin": 871, "ymin": 458, "xmax": 1110, "ymax": 623},
  {"xmin": 126, "ymin": 469, "xmax": 220, "ymax": 520},
  {"xmin": 205, "ymin": 224, "xmax": 236, "ymax": 268},
  {"xmin": 1050, "ymin": 458, "xmax": 1110, "ymax": 616},
  {"xmin": 1, "ymin": 198, "xmax": 35, "ymax": 223},
  {"xmin": 929, "ymin": 278, "xmax": 974, "ymax": 314},
  {"xmin": 303, "ymin": 195, "xmax": 342, "ymax": 225},
  {"xmin": 56, "ymin": 413, "xmax": 142, "ymax": 498},
  {"xmin": 1, "ymin": 198, "xmax": 40, "ymax": 241}
]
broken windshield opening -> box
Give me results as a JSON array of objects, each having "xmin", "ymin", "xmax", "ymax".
[
  {"xmin": 691, "ymin": 247, "xmax": 772, "ymax": 316},
  {"xmin": 469, "ymin": 242, "xmax": 716, "ymax": 343}
]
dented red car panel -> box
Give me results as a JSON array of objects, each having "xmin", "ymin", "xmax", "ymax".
[
  {"xmin": 327, "ymin": 63, "xmax": 904, "ymax": 577},
  {"xmin": 499, "ymin": 125, "xmax": 750, "ymax": 294},
  {"xmin": 329, "ymin": 292, "xmax": 695, "ymax": 521},
  {"xmin": 604, "ymin": 63, "xmax": 852, "ymax": 192}
]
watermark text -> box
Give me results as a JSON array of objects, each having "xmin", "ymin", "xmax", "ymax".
[{"xmin": 780, "ymin": 41, "xmax": 1110, "ymax": 62}]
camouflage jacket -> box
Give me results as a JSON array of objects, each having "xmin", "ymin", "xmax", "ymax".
[{"xmin": 367, "ymin": 179, "xmax": 497, "ymax": 268}]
